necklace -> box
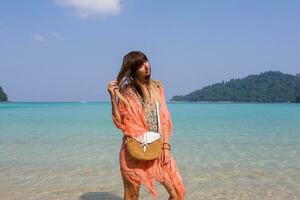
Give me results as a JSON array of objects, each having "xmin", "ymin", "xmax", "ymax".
[{"xmin": 146, "ymin": 100, "xmax": 158, "ymax": 132}]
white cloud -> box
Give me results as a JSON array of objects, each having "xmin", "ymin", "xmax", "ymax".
[
  {"xmin": 33, "ymin": 33, "xmax": 46, "ymax": 42},
  {"xmin": 55, "ymin": 0, "xmax": 122, "ymax": 18},
  {"xmin": 32, "ymin": 32, "xmax": 63, "ymax": 42},
  {"xmin": 51, "ymin": 32, "xmax": 63, "ymax": 40}
]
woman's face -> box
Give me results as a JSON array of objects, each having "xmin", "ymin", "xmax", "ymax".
[{"xmin": 136, "ymin": 61, "xmax": 151, "ymax": 80}]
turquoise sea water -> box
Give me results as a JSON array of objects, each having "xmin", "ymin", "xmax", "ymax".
[{"xmin": 0, "ymin": 102, "xmax": 299, "ymax": 200}]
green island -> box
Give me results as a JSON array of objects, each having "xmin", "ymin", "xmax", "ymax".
[
  {"xmin": 0, "ymin": 86, "xmax": 8, "ymax": 102},
  {"xmin": 171, "ymin": 71, "xmax": 300, "ymax": 103}
]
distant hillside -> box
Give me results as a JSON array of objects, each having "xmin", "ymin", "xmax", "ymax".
[
  {"xmin": 171, "ymin": 71, "xmax": 300, "ymax": 103},
  {"xmin": 0, "ymin": 86, "xmax": 8, "ymax": 102}
]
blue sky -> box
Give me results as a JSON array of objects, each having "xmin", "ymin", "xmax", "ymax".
[{"xmin": 1, "ymin": 0, "xmax": 300, "ymax": 102}]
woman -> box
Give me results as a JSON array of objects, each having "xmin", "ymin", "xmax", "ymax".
[{"xmin": 107, "ymin": 51, "xmax": 185, "ymax": 200}]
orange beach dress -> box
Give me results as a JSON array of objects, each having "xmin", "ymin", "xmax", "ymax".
[{"xmin": 112, "ymin": 84, "xmax": 185, "ymax": 199}]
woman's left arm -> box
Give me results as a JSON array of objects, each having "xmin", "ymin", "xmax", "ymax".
[
  {"xmin": 162, "ymin": 121, "xmax": 172, "ymax": 165},
  {"xmin": 158, "ymin": 81, "xmax": 173, "ymax": 164},
  {"xmin": 162, "ymin": 122, "xmax": 171, "ymax": 143},
  {"xmin": 158, "ymin": 80, "xmax": 173, "ymax": 142}
]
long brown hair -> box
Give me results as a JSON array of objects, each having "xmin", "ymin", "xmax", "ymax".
[{"xmin": 115, "ymin": 51, "xmax": 162, "ymax": 112}]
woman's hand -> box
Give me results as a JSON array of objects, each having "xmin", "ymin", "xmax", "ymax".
[
  {"xmin": 161, "ymin": 149, "xmax": 171, "ymax": 165},
  {"xmin": 107, "ymin": 80, "xmax": 119, "ymax": 98}
]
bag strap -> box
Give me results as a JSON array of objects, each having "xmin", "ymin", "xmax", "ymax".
[{"xmin": 155, "ymin": 100, "xmax": 161, "ymax": 134}]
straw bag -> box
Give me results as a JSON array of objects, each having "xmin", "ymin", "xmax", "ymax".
[{"xmin": 125, "ymin": 100, "xmax": 163, "ymax": 161}]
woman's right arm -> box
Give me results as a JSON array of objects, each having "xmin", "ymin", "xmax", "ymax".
[
  {"xmin": 107, "ymin": 80, "xmax": 125, "ymax": 130},
  {"xmin": 111, "ymin": 95, "xmax": 123, "ymax": 127}
]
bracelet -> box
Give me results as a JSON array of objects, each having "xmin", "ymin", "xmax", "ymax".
[
  {"xmin": 163, "ymin": 142, "xmax": 171, "ymax": 148},
  {"xmin": 163, "ymin": 142, "xmax": 171, "ymax": 147}
]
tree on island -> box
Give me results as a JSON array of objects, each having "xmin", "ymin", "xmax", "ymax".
[
  {"xmin": 0, "ymin": 86, "xmax": 8, "ymax": 102},
  {"xmin": 171, "ymin": 71, "xmax": 300, "ymax": 103}
]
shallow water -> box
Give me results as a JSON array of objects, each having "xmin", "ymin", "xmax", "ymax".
[{"xmin": 0, "ymin": 102, "xmax": 299, "ymax": 199}]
